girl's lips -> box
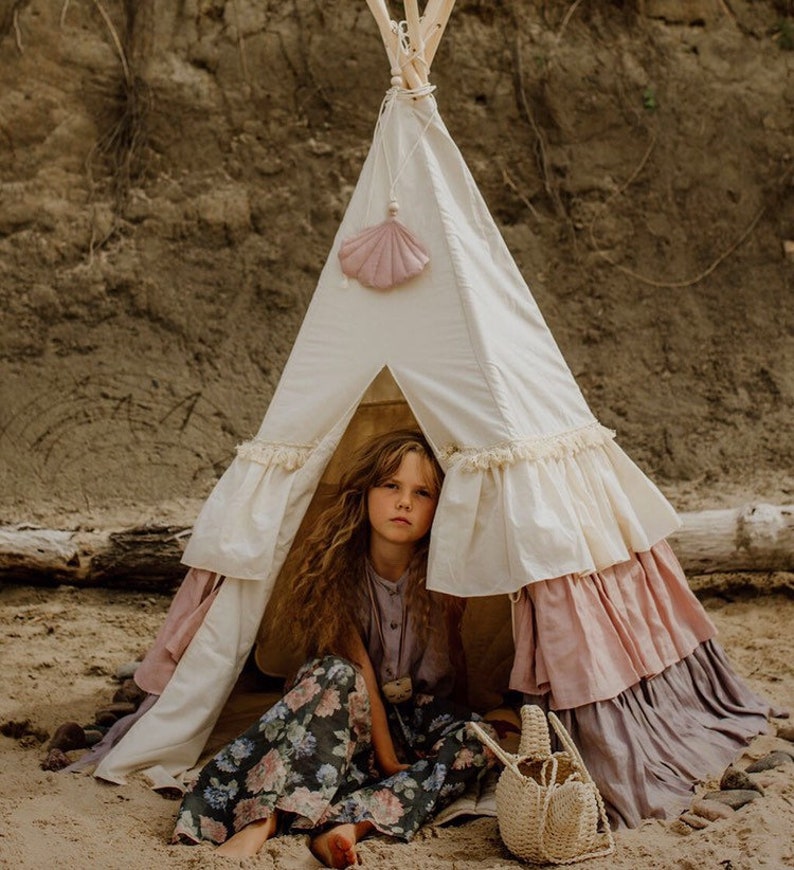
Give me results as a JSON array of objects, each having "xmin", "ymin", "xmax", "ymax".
[{"xmin": 390, "ymin": 517, "xmax": 411, "ymax": 525}]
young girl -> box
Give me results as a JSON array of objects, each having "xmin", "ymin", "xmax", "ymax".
[{"xmin": 171, "ymin": 430, "xmax": 492, "ymax": 865}]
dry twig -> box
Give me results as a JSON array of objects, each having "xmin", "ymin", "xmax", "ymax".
[
  {"xmin": 509, "ymin": 16, "xmax": 568, "ymax": 223},
  {"xmin": 557, "ymin": 0, "xmax": 586, "ymax": 41},
  {"xmin": 12, "ymin": 5, "xmax": 23, "ymax": 52},
  {"xmin": 587, "ymin": 131, "xmax": 775, "ymax": 289}
]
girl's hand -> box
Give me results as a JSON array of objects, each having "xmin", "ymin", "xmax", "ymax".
[
  {"xmin": 376, "ymin": 753, "xmax": 410, "ymax": 778},
  {"xmin": 346, "ymin": 631, "xmax": 409, "ymax": 781}
]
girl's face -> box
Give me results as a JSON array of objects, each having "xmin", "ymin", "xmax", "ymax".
[{"xmin": 367, "ymin": 451, "xmax": 439, "ymax": 552}]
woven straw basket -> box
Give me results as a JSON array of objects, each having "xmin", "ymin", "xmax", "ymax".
[{"xmin": 470, "ymin": 705, "xmax": 615, "ymax": 865}]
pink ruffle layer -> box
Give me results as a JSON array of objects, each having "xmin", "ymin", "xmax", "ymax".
[
  {"xmin": 509, "ymin": 539, "xmax": 717, "ymax": 708},
  {"xmin": 134, "ymin": 568, "xmax": 222, "ymax": 696}
]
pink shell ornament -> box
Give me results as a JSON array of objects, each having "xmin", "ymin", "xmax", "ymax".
[{"xmin": 338, "ymin": 203, "xmax": 430, "ymax": 290}]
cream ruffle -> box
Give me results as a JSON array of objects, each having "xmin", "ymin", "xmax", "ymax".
[
  {"xmin": 439, "ymin": 421, "xmax": 615, "ymax": 471},
  {"xmin": 235, "ymin": 438, "xmax": 317, "ymax": 471},
  {"xmin": 427, "ymin": 436, "xmax": 680, "ymax": 597},
  {"xmin": 182, "ymin": 434, "xmax": 338, "ymax": 582}
]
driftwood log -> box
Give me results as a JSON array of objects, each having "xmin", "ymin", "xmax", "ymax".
[{"xmin": 0, "ymin": 503, "xmax": 791, "ymax": 593}]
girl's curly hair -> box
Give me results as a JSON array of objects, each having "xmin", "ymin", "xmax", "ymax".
[{"xmin": 281, "ymin": 429, "xmax": 445, "ymax": 660}]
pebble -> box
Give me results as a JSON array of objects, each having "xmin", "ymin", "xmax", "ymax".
[
  {"xmin": 679, "ymin": 811, "xmax": 710, "ymax": 829},
  {"xmin": 84, "ymin": 728, "xmax": 104, "ymax": 747},
  {"xmin": 97, "ymin": 702, "xmax": 137, "ymax": 716},
  {"xmin": 745, "ymin": 750, "xmax": 794, "ymax": 773},
  {"xmin": 113, "ymin": 679, "xmax": 146, "ymax": 707},
  {"xmin": 703, "ymin": 789, "xmax": 760, "ymax": 810},
  {"xmin": 690, "ymin": 798, "xmax": 735, "ymax": 821},
  {"xmin": 115, "ymin": 661, "xmax": 140, "ymax": 681},
  {"xmin": 719, "ymin": 765, "xmax": 764, "ymax": 795},
  {"xmin": 47, "ymin": 721, "xmax": 86, "ymax": 752},
  {"xmin": 40, "ymin": 748, "xmax": 71, "ymax": 771},
  {"xmin": 776, "ymin": 723, "xmax": 794, "ymax": 742}
]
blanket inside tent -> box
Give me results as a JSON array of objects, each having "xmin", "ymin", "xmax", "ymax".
[{"xmin": 91, "ymin": 0, "xmax": 774, "ymax": 829}]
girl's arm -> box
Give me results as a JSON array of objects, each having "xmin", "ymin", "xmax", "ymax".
[{"xmin": 347, "ymin": 630, "xmax": 409, "ymax": 777}]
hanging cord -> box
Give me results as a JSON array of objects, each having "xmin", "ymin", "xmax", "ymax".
[
  {"xmin": 509, "ymin": 588, "xmax": 522, "ymax": 647},
  {"xmin": 361, "ymin": 15, "xmax": 437, "ymax": 226}
]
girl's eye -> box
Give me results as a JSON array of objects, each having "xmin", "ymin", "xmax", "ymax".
[
  {"xmin": 383, "ymin": 482, "xmax": 398, "ymax": 489},
  {"xmin": 417, "ymin": 489, "xmax": 433, "ymax": 498}
]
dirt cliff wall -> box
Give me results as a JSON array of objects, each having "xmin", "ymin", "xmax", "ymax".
[{"xmin": 1, "ymin": 0, "xmax": 792, "ymax": 523}]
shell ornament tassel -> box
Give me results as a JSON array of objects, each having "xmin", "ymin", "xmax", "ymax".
[{"xmin": 338, "ymin": 200, "xmax": 430, "ymax": 290}]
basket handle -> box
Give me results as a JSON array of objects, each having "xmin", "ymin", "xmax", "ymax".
[
  {"xmin": 518, "ymin": 704, "xmax": 552, "ymax": 757},
  {"xmin": 468, "ymin": 721, "xmax": 524, "ymax": 777},
  {"xmin": 546, "ymin": 711, "xmax": 616, "ymax": 857}
]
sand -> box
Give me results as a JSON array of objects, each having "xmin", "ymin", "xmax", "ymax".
[{"xmin": 1, "ymin": 583, "xmax": 792, "ymax": 870}]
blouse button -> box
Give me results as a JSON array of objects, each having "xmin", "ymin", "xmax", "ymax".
[
  {"xmin": 386, "ymin": 667, "xmax": 394, "ymax": 676},
  {"xmin": 390, "ymin": 621, "xmax": 398, "ymax": 630}
]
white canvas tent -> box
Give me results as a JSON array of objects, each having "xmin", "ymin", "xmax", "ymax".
[{"xmin": 94, "ymin": 0, "xmax": 680, "ymax": 787}]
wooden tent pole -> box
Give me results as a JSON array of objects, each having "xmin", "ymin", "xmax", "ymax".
[
  {"xmin": 366, "ymin": 0, "xmax": 400, "ymax": 74},
  {"xmin": 402, "ymin": 0, "xmax": 429, "ymax": 85},
  {"xmin": 421, "ymin": 0, "xmax": 456, "ymax": 68}
]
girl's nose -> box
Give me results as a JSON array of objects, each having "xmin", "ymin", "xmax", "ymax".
[{"xmin": 396, "ymin": 490, "xmax": 412, "ymax": 509}]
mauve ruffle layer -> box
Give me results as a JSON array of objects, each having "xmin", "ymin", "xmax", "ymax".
[{"xmin": 526, "ymin": 639, "xmax": 774, "ymax": 828}]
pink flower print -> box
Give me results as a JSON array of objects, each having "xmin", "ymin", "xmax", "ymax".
[
  {"xmin": 284, "ymin": 675, "xmax": 322, "ymax": 712},
  {"xmin": 233, "ymin": 797, "xmax": 270, "ymax": 829},
  {"xmin": 279, "ymin": 785, "xmax": 329, "ymax": 824},
  {"xmin": 367, "ymin": 788, "xmax": 404, "ymax": 827},
  {"xmin": 452, "ymin": 747, "xmax": 475, "ymax": 770},
  {"xmin": 199, "ymin": 814, "xmax": 228, "ymax": 844},
  {"xmin": 246, "ymin": 748, "xmax": 287, "ymax": 793},
  {"xmin": 348, "ymin": 688, "xmax": 371, "ymax": 733},
  {"xmin": 316, "ymin": 686, "xmax": 342, "ymax": 717}
]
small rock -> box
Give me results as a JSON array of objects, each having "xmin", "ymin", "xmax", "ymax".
[
  {"xmin": 113, "ymin": 679, "xmax": 146, "ymax": 707},
  {"xmin": 115, "ymin": 661, "xmax": 140, "ymax": 681},
  {"xmin": 97, "ymin": 702, "xmax": 137, "ymax": 717},
  {"xmin": 41, "ymin": 748, "xmax": 71, "ymax": 771},
  {"xmin": 84, "ymin": 728, "xmax": 104, "ymax": 747},
  {"xmin": 669, "ymin": 819, "xmax": 693, "ymax": 836},
  {"xmin": 745, "ymin": 751, "xmax": 793, "ymax": 773},
  {"xmin": 94, "ymin": 710, "xmax": 120, "ymax": 728},
  {"xmin": 720, "ymin": 765, "xmax": 764, "ymax": 795},
  {"xmin": 679, "ymin": 811, "xmax": 709, "ymax": 829},
  {"xmin": 48, "ymin": 722, "xmax": 86, "ymax": 752},
  {"xmin": 703, "ymin": 789, "xmax": 760, "ymax": 810},
  {"xmin": 775, "ymin": 723, "xmax": 794, "ymax": 742},
  {"xmin": 691, "ymin": 798, "xmax": 735, "ymax": 821}
]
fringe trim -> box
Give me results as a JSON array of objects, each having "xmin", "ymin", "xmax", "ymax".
[
  {"xmin": 440, "ymin": 422, "xmax": 616, "ymax": 472},
  {"xmin": 236, "ymin": 438, "xmax": 317, "ymax": 471}
]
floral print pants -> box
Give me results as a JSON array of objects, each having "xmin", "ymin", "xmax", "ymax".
[{"xmin": 173, "ymin": 655, "xmax": 492, "ymax": 845}]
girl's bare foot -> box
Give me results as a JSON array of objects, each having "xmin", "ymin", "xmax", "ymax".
[
  {"xmin": 216, "ymin": 811, "xmax": 278, "ymax": 858},
  {"xmin": 309, "ymin": 821, "xmax": 374, "ymax": 868}
]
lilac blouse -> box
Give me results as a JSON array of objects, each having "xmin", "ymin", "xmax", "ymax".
[{"xmin": 361, "ymin": 561, "xmax": 455, "ymax": 699}]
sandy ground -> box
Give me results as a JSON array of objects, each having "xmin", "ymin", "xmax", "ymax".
[{"xmin": 0, "ymin": 583, "xmax": 792, "ymax": 870}]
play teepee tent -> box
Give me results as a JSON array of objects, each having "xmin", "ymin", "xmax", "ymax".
[{"xmin": 94, "ymin": 1, "xmax": 772, "ymax": 826}]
